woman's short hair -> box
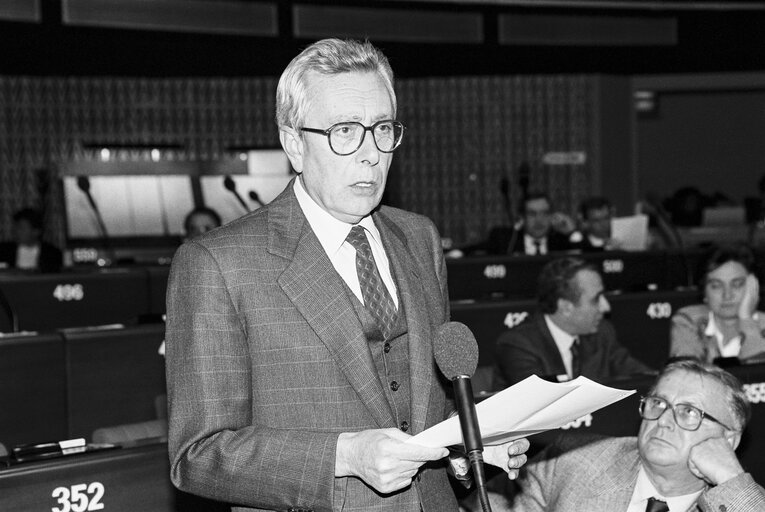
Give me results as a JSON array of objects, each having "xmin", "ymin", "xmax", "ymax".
[
  {"xmin": 275, "ymin": 38, "xmax": 396, "ymax": 131},
  {"xmin": 700, "ymin": 244, "xmax": 756, "ymax": 286},
  {"xmin": 651, "ymin": 359, "xmax": 751, "ymax": 431}
]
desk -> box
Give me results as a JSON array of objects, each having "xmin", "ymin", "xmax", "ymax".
[
  {"xmin": 0, "ymin": 442, "xmax": 226, "ymax": 512},
  {"xmin": 0, "ymin": 332, "xmax": 67, "ymax": 447},
  {"xmin": 0, "ymin": 268, "xmax": 150, "ymax": 331}
]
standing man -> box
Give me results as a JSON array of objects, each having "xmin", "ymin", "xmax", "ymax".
[
  {"xmin": 494, "ymin": 359, "xmax": 764, "ymax": 512},
  {"xmin": 165, "ymin": 38, "xmax": 528, "ymax": 512},
  {"xmin": 494, "ymin": 257, "xmax": 651, "ymax": 388}
]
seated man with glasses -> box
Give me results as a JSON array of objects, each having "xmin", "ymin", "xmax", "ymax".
[{"xmin": 488, "ymin": 359, "xmax": 764, "ymax": 512}]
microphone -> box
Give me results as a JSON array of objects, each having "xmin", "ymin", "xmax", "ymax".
[
  {"xmin": 76, "ymin": 176, "xmax": 111, "ymax": 262},
  {"xmin": 248, "ymin": 190, "xmax": 263, "ymax": 207},
  {"xmin": 223, "ymin": 175, "xmax": 250, "ymax": 212},
  {"xmin": 433, "ymin": 322, "xmax": 491, "ymax": 512}
]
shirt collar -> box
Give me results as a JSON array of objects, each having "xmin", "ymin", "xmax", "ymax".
[
  {"xmin": 293, "ymin": 176, "xmax": 381, "ymax": 255},
  {"xmin": 632, "ymin": 465, "xmax": 703, "ymax": 512},
  {"xmin": 544, "ymin": 314, "xmax": 577, "ymax": 350}
]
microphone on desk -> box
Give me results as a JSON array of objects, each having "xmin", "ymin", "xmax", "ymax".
[
  {"xmin": 248, "ymin": 190, "xmax": 263, "ymax": 207},
  {"xmin": 76, "ymin": 176, "xmax": 112, "ymax": 263},
  {"xmin": 223, "ymin": 175, "xmax": 250, "ymax": 213},
  {"xmin": 433, "ymin": 321, "xmax": 492, "ymax": 512}
]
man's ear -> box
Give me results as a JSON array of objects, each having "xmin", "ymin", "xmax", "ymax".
[
  {"xmin": 280, "ymin": 127, "xmax": 304, "ymax": 174},
  {"xmin": 558, "ymin": 298, "xmax": 573, "ymax": 316},
  {"xmin": 726, "ymin": 430, "xmax": 742, "ymax": 451}
]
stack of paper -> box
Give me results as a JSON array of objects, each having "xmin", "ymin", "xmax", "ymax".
[{"xmin": 408, "ymin": 375, "xmax": 635, "ymax": 448}]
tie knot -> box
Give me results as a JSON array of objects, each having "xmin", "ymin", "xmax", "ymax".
[
  {"xmin": 645, "ymin": 497, "xmax": 669, "ymax": 512},
  {"xmin": 346, "ymin": 225, "xmax": 370, "ymax": 252}
]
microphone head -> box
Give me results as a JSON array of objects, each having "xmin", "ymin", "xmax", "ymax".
[
  {"xmin": 223, "ymin": 175, "xmax": 237, "ymax": 191},
  {"xmin": 248, "ymin": 190, "xmax": 260, "ymax": 202},
  {"xmin": 433, "ymin": 321, "xmax": 479, "ymax": 380},
  {"xmin": 76, "ymin": 175, "xmax": 90, "ymax": 192}
]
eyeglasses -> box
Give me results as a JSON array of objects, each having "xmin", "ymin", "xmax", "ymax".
[
  {"xmin": 300, "ymin": 120, "xmax": 406, "ymax": 156},
  {"xmin": 638, "ymin": 395, "xmax": 735, "ymax": 431}
]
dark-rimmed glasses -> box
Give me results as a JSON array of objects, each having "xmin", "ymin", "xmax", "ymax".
[
  {"xmin": 639, "ymin": 395, "xmax": 735, "ymax": 431},
  {"xmin": 300, "ymin": 120, "xmax": 406, "ymax": 156}
]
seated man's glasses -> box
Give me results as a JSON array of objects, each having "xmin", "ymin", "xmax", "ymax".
[
  {"xmin": 300, "ymin": 120, "xmax": 406, "ymax": 156},
  {"xmin": 639, "ymin": 395, "xmax": 735, "ymax": 431}
]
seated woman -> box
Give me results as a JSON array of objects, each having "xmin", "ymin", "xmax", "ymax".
[{"xmin": 670, "ymin": 244, "xmax": 765, "ymax": 363}]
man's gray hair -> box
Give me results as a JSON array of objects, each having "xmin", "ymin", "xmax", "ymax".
[
  {"xmin": 275, "ymin": 38, "xmax": 396, "ymax": 130},
  {"xmin": 651, "ymin": 359, "xmax": 751, "ymax": 431}
]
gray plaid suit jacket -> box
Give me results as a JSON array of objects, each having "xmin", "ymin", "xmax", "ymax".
[
  {"xmin": 165, "ymin": 181, "xmax": 458, "ymax": 512},
  {"xmin": 499, "ymin": 436, "xmax": 765, "ymax": 512}
]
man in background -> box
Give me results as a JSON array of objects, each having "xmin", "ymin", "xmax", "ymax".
[
  {"xmin": 494, "ymin": 257, "xmax": 651, "ymax": 388},
  {"xmin": 569, "ymin": 196, "xmax": 621, "ymax": 252},
  {"xmin": 0, "ymin": 207, "xmax": 62, "ymax": 273},
  {"xmin": 493, "ymin": 359, "xmax": 764, "ymax": 512}
]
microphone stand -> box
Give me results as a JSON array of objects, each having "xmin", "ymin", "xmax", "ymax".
[
  {"xmin": 223, "ymin": 175, "xmax": 250, "ymax": 212},
  {"xmin": 0, "ymin": 285, "xmax": 19, "ymax": 333},
  {"xmin": 453, "ymin": 375, "xmax": 491, "ymax": 512},
  {"xmin": 77, "ymin": 176, "xmax": 113, "ymax": 265}
]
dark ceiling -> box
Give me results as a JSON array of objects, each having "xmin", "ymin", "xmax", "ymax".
[{"xmin": 1, "ymin": 0, "xmax": 764, "ymax": 77}]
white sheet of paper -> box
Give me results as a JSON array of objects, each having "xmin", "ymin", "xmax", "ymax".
[
  {"xmin": 611, "ymin": 214, "xmax": 649, "ymax": 251},
  {"xmin": 407, "ymin": 375, "xmax": 635, "ymax": 448}
]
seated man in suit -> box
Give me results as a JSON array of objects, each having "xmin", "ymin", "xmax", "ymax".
[
  {"xmin": 492, "ymin": 359, "xmax": 764, "ymax": 512},
  {"xmin": 568, "ymin": 196, "xmax": 622, "ymax": 252},
  {"xmin": 479, "ymin": 192, "xmax": 574, "ymax": 256},
  {"xmin": 494, "ymin": 257, "xmax": 651, "ymax": 388},
  {"xmin": 0, "ymin": 208, "xmax": 62, "ymax": 273}
]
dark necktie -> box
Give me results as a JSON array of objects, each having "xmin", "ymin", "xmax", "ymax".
[
  {"xmin": 645, "ymin": 497, "xmax": 669, "ymax": 512},
  {"xmin": 570, "ymin": 337, "xmax": 581, "ymax": 378},
  {"xmin": 533, "ymin": 239, "xmax": 543, "ymax": 255},
  {"xmin": 346, "ymin": 225, "xmax": 398, "ymax": 338}
]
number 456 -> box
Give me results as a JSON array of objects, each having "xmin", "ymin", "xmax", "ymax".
[{"xmin": 52, "ymin": 482, "xmax": 105, "ymax": 512}]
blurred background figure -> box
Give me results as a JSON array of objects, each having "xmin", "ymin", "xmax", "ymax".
[
  {"xmin": 0, "ymin": 207, "xmax": 62, "ymax": 273},
  {"xmin": 183, "ymin": 206, "xmax": 222, "ymax": 241},
  {"xmin": 670, "ymin": 244, "xmax": 765, "ymax": 364},
  {"xmin": 569, "ymin": 196, "xmax": 620, "ymax": 252}
]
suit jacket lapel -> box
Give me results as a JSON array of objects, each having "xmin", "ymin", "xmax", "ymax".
[
  {"xmin": 271, "ymin": 184, "xmax": 395, "ymax": 428},
  {"xmin": 578, "ymin": 442, "xmax": 639, "ymax": 510},
  {"xmin": 375, "ymin": 211, "xmax": 435, "ymax": 435}
]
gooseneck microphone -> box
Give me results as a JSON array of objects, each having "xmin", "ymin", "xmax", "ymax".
[
  {"xmin": 76, "ymin": 176, "xmax": 111, "ymax": 261},
  {"xmin": 223, "ymin": 175, "xmax": 250, "ymax": 212},
  {"xmin": 248, "ymin": 190, "xmax": 263, "ymax": 207},
  {"xmin": 433, "ymin": 322, "xmax": 491, "ymax": 512}
]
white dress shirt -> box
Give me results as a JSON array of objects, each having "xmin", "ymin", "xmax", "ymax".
[
  {"xmin": 705, "ymin": 311, "xmax": 743, "ymax": 358},
  {"xmin": 524, "ymin": 234, "xmax": 547, "ymax": 255},
  {"xmin": 293, "ymin": 177, "xmax": 398, "ymax": 308},
  {"xmin": 544, "ymin": 315, "xmax": 577, "ymax": 380},
  {"xmin": 627, "ymin": 466, "xmax": 702, "ymax": 512}
]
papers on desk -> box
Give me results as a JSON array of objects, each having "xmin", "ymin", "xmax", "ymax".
[
  {"xmin": 408, "ymin": 375, "xmax": 635, "ymax": 448},
  {"xmin": 611, "ymin": 214, "xmax": 649, "ymax": 251}
]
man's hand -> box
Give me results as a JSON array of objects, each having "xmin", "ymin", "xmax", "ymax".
[
  {"xmin": 335, "ymin": 429, "xmax": 449, "ymax": 494},
  {"xmin": 688, "ymin": 436, "xmax": 744, "ymax": 486},
  {"xmin": 551, "ymin": 213, "xmax": 576, "ymax": 235},
  {"xmin": 738, "ymin": 274, "xmax": 760, "ymax": 320},
  {"xmin": 483, "ymin": 438, "xmax": 530, "ymax": 480}
]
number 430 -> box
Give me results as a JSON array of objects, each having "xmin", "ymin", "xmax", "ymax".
[{"xmin": 52, "ymin": 482, "xmax": 105, "ymax": 512}]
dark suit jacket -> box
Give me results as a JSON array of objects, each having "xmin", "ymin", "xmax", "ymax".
[
  {"xmin": 479, "ymin": 227, "xmax": 573, "ymax": 256},
  {"xmin": 498, "ymin": 436, "xmax": 765, "ymax": 512},
  {"xmin": 493, "ymin": 314, "xmax": 652, "ymax": 389},
  {"xmin": 165, "ymin": 181, "xmax": 456, "ymax": 512},
  {"xmin": 0, "ymin": 241, "xmax": 62, "ymax": 273}
]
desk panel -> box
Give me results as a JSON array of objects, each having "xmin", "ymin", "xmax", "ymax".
[
  {"xmin": 64, "ymin": 324, "xmax": 166, "ymax": 439},
  {"xmin": 0, "ymin": 333, "xmax": 67, "ymax": 447},
  {"xmin": 0, "ymin": 442, "xmax": 226, "ymax": 512},
  {"xmin": 0, "ymin": 269, "xmax": 150, "ymax": 331}
]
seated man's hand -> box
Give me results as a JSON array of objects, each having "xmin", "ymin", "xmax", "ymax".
[
  {"xmin": 688, "ymin": 436, "xmax": 744, "ymax": 486},
  {"xmin": 483, "ymin": 438, "xmax": 530, "ymax": 480},
  {"xmin": 551, "ymin": 213, "xmax": 576, "ymax": 235},
  {"xmin": 335, "ymin": 428, "xmax": 449, "ymax": 494}
]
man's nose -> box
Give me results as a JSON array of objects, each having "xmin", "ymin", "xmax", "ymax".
[{"xmin": 356, "ymin": 130, "xmax": 380, "ymax": 164}]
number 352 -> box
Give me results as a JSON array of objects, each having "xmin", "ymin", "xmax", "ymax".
[{"xmin": 52, "ymin": 482, "xmax": 105, "ymax": 512}]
